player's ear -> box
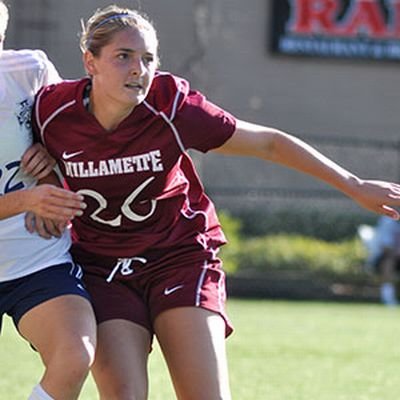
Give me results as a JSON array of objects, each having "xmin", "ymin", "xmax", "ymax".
[{"xmin": 83, "ymin": 51, "xmax": 97, "ymax": 76}]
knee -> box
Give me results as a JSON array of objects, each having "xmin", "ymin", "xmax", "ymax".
[
  {"xmin": 96, "ymin": 374, "xmax": 147, "ymax": 400},
  {"xmin": 66, "ymin": 345, "xmax": 94, "ymax": 374},
  {"xmin": 47, "ymin": 338, "xmax": 95, "ymax": 383}
]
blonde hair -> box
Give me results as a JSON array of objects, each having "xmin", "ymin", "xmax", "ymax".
[
  {"xmin": 80, "ymin": 5, "xmax": 158, "ymax": 57},
  {"xmin": 0, "ymin": 1, "xmax": 9, "ymax": 43}
]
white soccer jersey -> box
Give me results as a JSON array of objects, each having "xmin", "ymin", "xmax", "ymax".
[{"xmin": 0, "ymin": 49, "xmax": 72, "ymax": 282}]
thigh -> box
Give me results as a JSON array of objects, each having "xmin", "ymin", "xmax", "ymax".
[
  {"xmin": 18, "ymin": 294, "xmax": 96, "ymax": 364},
  {"xmin": 148, "ymin": 259, "xmax": 234, "ymax": 337},
  {"xmin": 83, "ymin": 267, "xmax": 154, "ymax": 398},
  {"xmin": 13, "ymin": 264, "xmax": 96, "ymax": 362},
  {"xmin": 154, "ymin": 307, "xmax": 231, "ymax": 400},
  {"xmin": 5, "ymin": 263, "xmax": 90, "ymax": 330},
  {"xmin": 91, "ymin": 319, "xmax": 151, "ymax": 400}
]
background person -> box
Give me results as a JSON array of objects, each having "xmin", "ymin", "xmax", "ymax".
[
  {"xmin": 0, "ymin": 2, "xmax": 96, "ymax": 399},
  {"xmin": 31, "ymin": 5, "xmax": 400, "ymax": 400},
  {"xmin": 359, "ymin": 216, "xmax": 400, "ymax": 306}
]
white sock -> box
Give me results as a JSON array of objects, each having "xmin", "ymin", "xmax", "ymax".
[
  {"xmin": 380, "ymin": 283, "xmax": 398, "ymax": 306},
  {"xmin": 28, "ymin": 384, "xmax": 54, "ymax": 400}
]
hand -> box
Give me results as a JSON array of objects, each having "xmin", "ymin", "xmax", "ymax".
[
  {"xmin": 349, "ymin": 179, "xmax": 400, "ymax": 220},
  {"xmin": 25, "ymin": 212, "xmax": 67, "ymax": 239},
  {"xmin": 22, "ymin": 184, "xmax": 86, "ymax": 223},
  {"xmin": 21, "ymin": 143, "xmax": 56, "ymax": 180}
]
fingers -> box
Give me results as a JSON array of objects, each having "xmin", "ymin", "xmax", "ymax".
[
  {"xmin": 380, "ymin": 189, "xmax": 400, "ymax": 220},
  {"xmin": 381, "ymin": 206, "xmax": 400, "ymax": 221},
  {"xmin": 21, "ymin": 143, "xmax": 40, "ymax": 167},
  {"xmin": 28, "ymin": 185, "xmax": 87, "ymax": 222},
  {"xmin": 48, "ymin": 187, "xmax": 86, "ymax": 216},
  {"xmin": 42, "ymin": 194, "xmax": 86, "ymax": 222},
  {"xmin": 28, "ymin": 160, "xmax": 56, "ymax": 181},
  {"xmin": 43, "ymin": 218, "xmax": 64, "ymax": 237},
  {"xmin": 354, "ymin": 180, "xmax": 400, "ymax": 218},
  {"xmin": 36, "ymin": 216, "xmax": 65, "ymax": 239},
  {"xmin": 25, "ymin": 212, "xmax": 67, "ymax": 239},
  {"xmin": 388, "ymin": 193, "xmax": 400, "ymax": 201},
  {"xmin": 32, "ymin": 215, "xmax": 52, "ymax": 240},
  {"xmin": 24, "ymin": 212, "xmax": 36, "ymax": 234},
  {"xmin": 21, "ymin": 143, "xmax": 56, "ymax": 179}
]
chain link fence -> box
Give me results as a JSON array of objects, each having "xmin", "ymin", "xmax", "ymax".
[{"xmin": 199, "ymin": 135, "xmax": 400, "ymax": 238}]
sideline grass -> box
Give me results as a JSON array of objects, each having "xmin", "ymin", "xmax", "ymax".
[{"xmin": 1, "ymin": 299, "xmax": 400, "ymax": 399}]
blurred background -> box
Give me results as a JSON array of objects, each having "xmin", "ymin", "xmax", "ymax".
[{"xmin": 5, "ymin": 0, "xmax": 400, "ymax": 300}]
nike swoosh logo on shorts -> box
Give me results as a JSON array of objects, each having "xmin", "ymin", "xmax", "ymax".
[
  {"xmin": 164, "ymin": 284, "xmax": 184, "ymax": 296},
  {"xmin": 62, "ymin": 150, "xmax": 84, "ymax": 160}
]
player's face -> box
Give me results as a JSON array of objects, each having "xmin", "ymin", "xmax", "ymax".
[{"xmin": 87, "ymin": 26, "xmax": 158, "ymax": 110}]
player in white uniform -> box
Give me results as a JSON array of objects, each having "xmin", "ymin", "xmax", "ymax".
[{"xmin": 0, "ymin": 2, "xmax": 96, "ymax": 400}]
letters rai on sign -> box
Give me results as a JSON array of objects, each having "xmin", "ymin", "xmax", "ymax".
[{"xmin": 285, "ymin": 0, "xmax": 400, "ymax": 39}]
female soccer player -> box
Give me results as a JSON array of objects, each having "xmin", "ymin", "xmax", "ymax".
[
  {"xmin": 0, "ymin": 2, "xmax": 96, "ymax": 399},
  {"xmin": 32, "ymin": 5, "xmax": 400, "ymax": 399}
]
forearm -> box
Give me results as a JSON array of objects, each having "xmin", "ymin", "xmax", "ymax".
[
  {"xmin": 0, "ymin": 172, "xmax": 63, "ymax": 219},
  {"xmin": 217, "ymin": 120, "xmax": 362, "ymax": 197},
  {"xmin": 216, "ymin": 120, "xmax": 400, "ymax": 219},
  {"xmin": 269, "ymin": 131, "xmax": 361, "ymax": 196},
  {"xmin": 0, "ymin": 189, "xmax": 33, "ymax": 220},
  {"xmin": 0, "ymin": 184, "xmax": 85, "ymax": 222}
]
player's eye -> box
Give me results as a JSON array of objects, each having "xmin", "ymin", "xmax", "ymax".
[
  {"xmin": 117, "ymin": 52, "xmax": 130, "ymax": 61},
  {"xmin": 143, "ymin": 54, "xmax": 155, "ymax": 65}
]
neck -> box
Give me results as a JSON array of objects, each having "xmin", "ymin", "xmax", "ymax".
[{"xmin": 88, "ymin": 86, "xmax": 135, "ymax": 132}]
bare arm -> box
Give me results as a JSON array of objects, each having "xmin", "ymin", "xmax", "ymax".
[
  {"xmin": 18, "ymin": 144, "xmax": 82, "ymax": 236},
  {"xmin": 0, "ymin": 184, "xmax": 85, "ymax": 222},
  {"xmin": 2, "ymin": 143, "xmax": 82, "ymax": 223},
  {"xmin": 214, "ymin": 119, "xmax": 400, "ymax": 219}
]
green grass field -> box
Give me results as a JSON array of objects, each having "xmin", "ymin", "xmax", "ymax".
[{"xmin": 1, "ymin": 299, "xmax": 400, "ymax": 399}]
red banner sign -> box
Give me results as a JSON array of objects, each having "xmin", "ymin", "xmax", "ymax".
[{"xmin": 270, "ymin": 0, "xmax": 400, "ymax": 60}]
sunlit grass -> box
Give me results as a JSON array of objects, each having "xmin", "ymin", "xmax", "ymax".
[{"xmin": 1, "ymin": 299, "xmax": 400, "ymax": 399}]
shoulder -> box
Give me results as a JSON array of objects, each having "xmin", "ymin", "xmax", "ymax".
[
  {"xmin": 35, "ymin": 78, "xmax": 88, "ymax": 126},
  {"xmin": 151, "ymin": 71, "xmax": 190, "ymax": 96},
  {"xmin": 37, "ymin": 78, "xmax": 87, "ymax": 107},
  {"xmin": 145, "ymin": 71, "xmax": 190, "ymax": 117},
  {"xmin": 0, "ymin": 49, "xmax": 50, "ymax": 72}
]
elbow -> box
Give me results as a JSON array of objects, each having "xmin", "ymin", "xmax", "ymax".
[{"xmin": 261, "ymin": 129, "xmax": 281, "ymax": 162}]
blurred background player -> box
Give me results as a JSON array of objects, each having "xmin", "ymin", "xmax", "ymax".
[
  {"xmin": 359, "ymin": 216, "xmax": 400, "ymax": 306},
  {"xmin": 0, "ymin": 2, "xmax": 96, "ymax": 399},
  {"xmin": 32, "ymin": 5, "xmax": 400, "ymax": 400}
]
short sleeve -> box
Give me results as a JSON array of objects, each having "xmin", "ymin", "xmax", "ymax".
[{"xmin": 174, "ymin": 90, "xmax": 236, "ymax": 153}]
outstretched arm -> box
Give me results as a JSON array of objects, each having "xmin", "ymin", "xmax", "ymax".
[{"xmin": 214, "ymin": 119, "xmax": 400, "ymax": 219}]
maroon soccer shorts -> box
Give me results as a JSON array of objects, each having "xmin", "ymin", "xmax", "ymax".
[{"xmin": 81, "ymin": 246, "xmax": 234, "ymax": 337}]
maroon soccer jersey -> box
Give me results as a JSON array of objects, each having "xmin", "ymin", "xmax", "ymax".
[{"xmin": 33, "ymin": 72, "xmax": 236, "ymax": 259}]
